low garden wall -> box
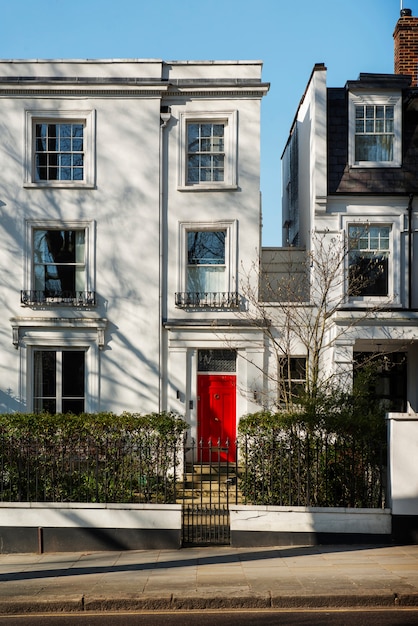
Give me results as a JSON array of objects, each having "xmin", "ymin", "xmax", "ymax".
[
  {"xmin": 230, "ymin": 505, "xmax": 392, "ymax": 547},
  {"xmin": 0, "ymin": 503, "xmax": 182, "ymax": 553}
]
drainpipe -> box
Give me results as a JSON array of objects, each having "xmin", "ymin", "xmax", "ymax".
[
  {"xmin": 159, "ymin": 106, "xmax": 171, "ymax": 411},
  {"xmin": 408, "ymin": 194, "xmax": 413, "ymax": 309}
]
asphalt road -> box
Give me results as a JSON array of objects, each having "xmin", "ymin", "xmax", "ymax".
[{"xmin": 1, "ymin": 610, "xmax": 418, "ymax": 625}]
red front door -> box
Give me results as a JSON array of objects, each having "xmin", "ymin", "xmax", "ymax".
[{"xmin": 197, "ymin": 374, "xmax": 236, "ymax": 462}]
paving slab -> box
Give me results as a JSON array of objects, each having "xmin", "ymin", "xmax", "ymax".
[{"xmin": 1, "ymin": 545, "xmax": 418, "ymax": 612}]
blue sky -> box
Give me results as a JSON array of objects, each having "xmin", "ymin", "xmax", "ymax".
[{"xmin": 1, "ymin": 0, "xmax": 410, "ymax": 245}]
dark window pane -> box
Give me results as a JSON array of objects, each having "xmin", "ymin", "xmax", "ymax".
[
  {"xmin": 62, "ymin": 399, "xmax": 84, "ymax": 414},
  {"xmin": 198, "ymin": 349, "xmax": 236, "ymax": 372},
  {"xmin": 73, "ymin": 138, "xmax": 83, "ymax": 151},
  {"xmin": 188, "ymin": 231, "xmax": 226, "ymax": 265},
  {"xmin": 349, "ymin": 255, "xmax": 388, "ymax": 296},
  {"xmin": 34, "ymin": 351, "xmax": 56, "ymax": 401},
  {"xmin": 354, "ymin": 352, "xmax": 407, "ymax": 412},
  {"xmin": 59, "ymin": 138, "xmax": 71, "ymax": 151},
  {"xmin": 187, "ymin": 124, "xmax": 199, "ymax": 151},
  {"xmin": 34, "ymin": 398, "xmax": 56, "ymax": 414},
  {"xmin": 62, "ymin": 351, "xmax": 85, "ymax": 397},
  {"xmin": 34, "ymin": 121, "xmax": 84, "ymax": 181},
  {"xmin": 48, "ymin": 124, "xmax": 58, "ymax": 137}
]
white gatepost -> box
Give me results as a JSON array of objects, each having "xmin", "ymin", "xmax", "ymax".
[{"xmin": 387, "ymin": 412, "xmax": 418, "ymax": 542}]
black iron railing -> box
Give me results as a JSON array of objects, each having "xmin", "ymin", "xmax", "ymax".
[
  {"xmin": 175, "ymin": 291, "xmax": 240, "ymax": 308},
  {"xmin": 0, "ymin": 433, "xmax": 180, "ymax": 504},
  {"xmin": 0, "ymin": 430, "xmax": 386, "ymax": 509},
  {"xmin": 239, "ymin": 432, "xmax": 387, "ymax": 509},
  {"xmin": 21, "ymin": 290, "xmax": 96, "ymax": 306}
]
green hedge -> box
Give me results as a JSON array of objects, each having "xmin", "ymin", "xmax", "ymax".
[
  {"xmin": 0, "ymin": 412, "xmax": 188, "ymax": 504},
  {"xmin": 237, "ymin": 410, "xmax": 386, "ymax": 508}
]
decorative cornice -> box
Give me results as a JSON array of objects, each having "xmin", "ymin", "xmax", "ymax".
[
  {"xmin": 164, "ymin": 318, "xmax": 269, "ymax": 330},
  {"xmin": 10, "ymin": 317, "xmax": 107, "ymax": 349},
  {"xmin": 0, "ymin": 88, "xmax": 268, "ymax": 99},
  {"xmin": 0, "ymin": 88, "xmax": 168, "ymax": 98},
  {"xmin": 0, "ymin": 78, "xmax": 269, "ymax": 99}
]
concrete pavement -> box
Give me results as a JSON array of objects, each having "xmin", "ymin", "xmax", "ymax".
[{"xmin": 0, "ymin": 544, "xmax": 418, "ymax": 613}]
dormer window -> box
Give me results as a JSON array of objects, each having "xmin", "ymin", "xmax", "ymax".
[
  {"xmin": 354, "ymin": 104, "xmax": 394, "ymax": 162},
  {"xmin": 349, "ymin": 92, "xmax": 402, "ymax": 167}
]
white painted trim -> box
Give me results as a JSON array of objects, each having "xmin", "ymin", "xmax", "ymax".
[
  {"xmin": 23, "ymin": 219, "xmax": 96, "ymax": 294},
  {"xmin": 24, "ymin": 109, "xmax": 96, "ymax": 188},
  {"xmin": 177, "ymin": 220, "xmax": 237, "ymax": 294},
  {"xmin": 177, "ymin": 110, "xmax": 238, "ymax": 190},
  {"xmin": 9, "ymin": 320, "xmax": 106, "ymax": 412},
  {"xmin": 0, "ymin": 503, "xmax": 182, "ymax": 530},
  {"xmin": 342, "ymin": 214, "xmax": 403, "ymax": 306},
  {"xmin": 348, "ymin": 91, "xmax": 402, "ymax": 168}
]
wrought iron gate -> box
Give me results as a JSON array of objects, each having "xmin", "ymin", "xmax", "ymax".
[{"xmin": 181, "ymin": 438, "xmax": 238, "ymax": 546}]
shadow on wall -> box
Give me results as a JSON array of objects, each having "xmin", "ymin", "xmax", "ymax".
[{"xmin": 0, "ymin": 388, "xmax": 25, "ymax": 412}]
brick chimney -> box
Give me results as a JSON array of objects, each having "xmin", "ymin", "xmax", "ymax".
[{"xmin": 394, "ymin": 8, "xmax": 418, "ymax": 86}]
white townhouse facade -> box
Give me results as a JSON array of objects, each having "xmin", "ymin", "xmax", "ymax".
[
  {"xmin": 277, "ymin": 8, "xmax": 418, "ymax": 539},
  {"xmin": 279, "ymin": 9, "xmax": 418, "ymax": 413},
  {"xmin": 0, "ymin": 58, "xmax": 269, "ymax": 452}
]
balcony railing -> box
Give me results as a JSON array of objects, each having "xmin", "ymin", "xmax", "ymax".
[
  {"xmin": 175, "ymin": 291, "xmax": 240, "ymax": 309},
  {"xmin": 21, "ymin": 290, "xmax": 96, "ymax": 307}
]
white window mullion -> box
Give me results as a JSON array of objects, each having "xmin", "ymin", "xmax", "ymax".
[{"xmin": 56, "ymin": 351, "xmax": 63, "ymax": 413}]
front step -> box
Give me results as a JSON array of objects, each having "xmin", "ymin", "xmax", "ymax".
[{"xmin": 177, "ymin": 463, "xmax": 243, "ymax": 505}]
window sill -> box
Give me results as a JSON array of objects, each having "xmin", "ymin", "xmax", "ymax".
[
  {"xmin": 23, "ymin": 182, "xmax": 96, "ymax": 189},
  {"xmin": 349, "ymin": 162, "xmax": 401, "ymax": 169},
  {"xmin": 177, "ymin": 184, "xmax": 238, "ymax": 192},
  {"xmin": 344, "ymin": 296, "xmax": 400, "ymax": 308}
]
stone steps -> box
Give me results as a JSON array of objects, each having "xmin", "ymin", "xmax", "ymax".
[{"xmin": 177, "ymin": 463, "xmax": 243, "ymax": 505}]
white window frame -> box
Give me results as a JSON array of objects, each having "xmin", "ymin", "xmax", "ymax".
[
  {"xmin": 27, "ymin": 342, "xmax": 96, "ymax": 414},
  {"xmin": 178, "ymin": 220, "xmax": 237, "ymax": 294},
  {"xmin": 32, "ymin": 347, "xmax": 86, "ymax": 414},
  {"xmin": 348, "ymin": 92, "xmax": 402, "ymax": 168},
  {"xmin": 23, "ymin": 219, "xmax": 96, "ymax": 301},
  {"xmin": 343, "ymin": 215, "xmax": 401, "ymax": 306},
  {"xmin": 14, "ymin": 328, "xmax": 101, "ymax": 413},
  {"xmin": 178, "ymin": 111, "xmax": 238, "ymax": 190},
  {"xmin": 24, "ymin": 109, "xmax": 96, "ymax": 188},
  {"xmin": 278, "ymin": 355, "xmax": 307, "ymax": 405}
]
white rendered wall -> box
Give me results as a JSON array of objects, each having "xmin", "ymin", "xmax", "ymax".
[
  {"xmin": 388, "ymin": 413, "xmax": 418, "ymax": 515},
  {"xmin": 230, "ymin": 505, "xmax": 391, "ymax": 535},
  {"xmin": 0, "ymin": 59, "xmax": 268, "ymax": 418}
]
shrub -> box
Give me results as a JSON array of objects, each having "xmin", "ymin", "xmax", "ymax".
[
  {"xmin": 237, "ymin": 407, "xmax": 386, "ymax": 508},
  {"xmin": 0, "ymin": 411, "xmax": 187, "ymax": 503}
]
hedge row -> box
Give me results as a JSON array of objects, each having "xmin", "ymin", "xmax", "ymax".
[
  {"xmin": 0, "ymin": 412, "xmax": 188, "ymax": 504},
  {"xmin": 237, "ymin": 410, "xmax": 387, "ymax": 508}
]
